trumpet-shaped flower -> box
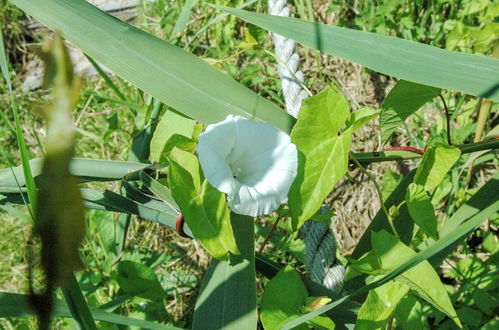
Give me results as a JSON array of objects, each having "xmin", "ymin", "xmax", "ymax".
[{"xmin": 196, "ymin": 115, "xmax": 298, "ymax": 217}]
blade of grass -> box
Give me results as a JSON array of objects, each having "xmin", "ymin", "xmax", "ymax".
[
  {"xmin": 85, "ymin": 54, "xmax": 126, "ymax": 100},
  {"xmin": 61, "ymin": 275, "xmax": 97, "ymax": 330},
  {"xmin": 170, "ymin": 0, "xmax": 197, "ymax": 39},
  {"xmin": 0, "ymin": 26, "xmax": 37, "ymax": 212},
  {"xmin": 220, "ymin": 7, "xmax": 499, "ymax": 101}
]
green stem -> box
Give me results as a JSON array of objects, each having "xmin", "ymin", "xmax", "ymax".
[{"xmin": 350, "ymin": 153, "xmax": 399, "ymax": 237}]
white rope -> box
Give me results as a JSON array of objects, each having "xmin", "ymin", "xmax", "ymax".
[
  {"xmin": 267, "ymin": 0, "xmax": 309, "ymax": 118},
  {"xmin": 267, "ymin": 0, "xmax": 345, "ymax": 293}
]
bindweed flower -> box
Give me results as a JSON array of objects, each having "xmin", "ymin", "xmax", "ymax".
[{"xmin": 196, "ymin": 115, "xmax": 298, "ymax": 217}]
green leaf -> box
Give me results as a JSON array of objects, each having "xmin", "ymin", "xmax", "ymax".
[
  {"xmin": 288, "ymin": 87, "xmax": 352, "ymax": 229},
  {"xmin": 220, "ymin": 7, "xmax": 499, "ymax": 101},
  {"xmin": 356, "ymin": 281, "xmax": 409, "ymax": 330},
  {"xmin": 394, "ymin": 295, "xmax": 425, "ymax": 329},
  {"xmin": 170, "ymin": 0, "xmax": 197, "ymax": 39},
  {"xmin": 0, "ymin": 292, "xmax": 181, "ymax": 329},
  {"xmin": 380, "ymin": 81, "xmax": 440, "ymax": 144},
  {"xmin": 380, "ymin": 170, "xmax": 402, "ymax": 202},
  {"xmin": 352, "ymin": 170, "xmax": 416, "ymax": 259},
  {"xmin": 406, "ymin": 183, "xmax": 438, "ymax": 239},
  {"xmin": 193, "ymin": 213, "xmax": 257, "ymax": 330},
  {"xmin": 371, "ymin": 230, "xmax": 461, "ymax": 327},
  {"xmin": 11, "ymin": 0, "xmax": 294, "ymax": 133},
  {"xmin": 168, "ymin": 148, "xmax": 239, "ymax": 259},
  {"xmin": 116, "ymin": 261, "xmax": 166, "ymax": 300},
  {"xmin": 0, "ymin": 25, "xmax": 37, "ymax": 213},
  {"xmin": 150, "ymin": 110, "xmax": 196, "ymax": 162},
  {"xmin": 414, "ymin": 144, "xmax": 461, "ymax": 191},
  {"xmin": 347, "ymin": 107, "xmax": 380, "ymax": 132},
  {"xmin": 261, "ymin": 266, "xmax": 308, "ymax": 330},
  {"xmin": 0, "ymin": 158, "xmax": 150, "ymax": 187}
]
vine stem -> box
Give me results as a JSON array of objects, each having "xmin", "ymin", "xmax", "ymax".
[
  {"xmin": 439, "ymin": 93, "xmax": 452, "ymax": 145},
  {"xmin": 349, "ymin": 152, "xmax": 399, "ymax": 237},
  {"xmin": 258, "ymin": 217, "xmax": 283, "ymax": 253}
]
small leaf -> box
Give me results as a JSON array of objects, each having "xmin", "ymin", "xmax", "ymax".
[
  {"xmin": 150, "ymin": 110, "xmax": 195, "ymax": 162},
  {"xmin": 116, "ymin": 261, "xmax": 166, "ymax": 300},
  {"xmin": 406, "ymin": 183, "xmax": 439, "ymax": 239},
  {"xmin": 288, "ymin": 87, "xmax": 352, "ymax": 230},
  {"xmin": 380, "ymin": 80, "xmax": 440, "ymax": 144},
  {"xmin": 414, "ymin": 144, "xmax": 461, "ymax": 191},
  {"xmin": 347, "ymin": 107, "xmax": 380, "ymax": 132},
  {"xmin": 168, "ymin": 148, "xmax": 239, "ymax": 260},
  {"xmin": 371, "ymin": 230, "xmax": 461, "ymax": 327},
  {"xmin": 380, "ymin": 170, "xmax": 402, "ymax": 202},
  {"xmin": 261, "ymin": 266, "xmax": 308, "ymax": 330}
]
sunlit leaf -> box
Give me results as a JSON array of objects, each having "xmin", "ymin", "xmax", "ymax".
[
  {"xmin": 168, "ymin": 148, "xmax": 239, "ymax": 260},
  {"xmin": 261, "ymin": 266, "xmax": 308, "ymax": 330},
  {"xmin": 372, "ymin": 231, "xmax": 461, "ymax": 327},
  {"xmin": 414, "ymin": 144, "xmax": 461, "ymax": 191},
  {"xmin": 406, "ymin": 183, "xmax": 438, "ymax": 239},
  {"xmin": 380, "ymin": 81, "xmax": 440, "ymax": 144},
  {"xmin": 288, "ymin": 87, "xmax": 352, "ymax": 230}
]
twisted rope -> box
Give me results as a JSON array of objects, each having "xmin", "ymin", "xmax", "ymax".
[
  {"xmin": 267, "ymin": 0, "xmax": 345, "ymax": 293},
  {"xmin": 267, "ymin": 0, "xmax": 309, "ymax": 118}
]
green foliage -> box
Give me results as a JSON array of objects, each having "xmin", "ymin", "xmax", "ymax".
[
  {"xmin": 1, "ymin": 1, "xmax": 498, "ymax": 329},
  {"xmin": 11, "ymin": 0, "xmax": 295, "ymax": 133},
  {"xmin": 380, "ymin": 80, "xmax": 440, "ymax": 145},
  {"xmin": 414, "ymin": 144, "xmax": 461, "ymax": 191},
  {"xmin": 149, "ymin": 110, "xmax": 196, "ymax": 162},
  {"xmin": 406, "ymin": 183, "xmax": 438, "ymax": 239},
  {"xmin": 168, "ymin": 148, "xmax": 239, "ymax": 260},
  {"xmin": 371, "ymin": 230, "xmax": 461, "ymax": 327},
  {"xmin": 261, "ymin": 266, "xmax": 308, "ymax": 330},
  {"xmin": 193, "ymin": 213, "xmax": 257, "ymax": 330},
  {"xmin": 221, "ymin": 6, "xmax": 499, "ymax": 101},
  {"xmin": 288, "ymin": 87, "xmax": 352, "ymax": 230}
]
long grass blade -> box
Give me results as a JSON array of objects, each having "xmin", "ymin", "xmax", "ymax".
[
  {"xmin": 0, "ymin": 26, "xmax": 37, "ymax": 211},
  {"xmin": 220, "ymin": 7, "xmax": 499, "ymax": 101}
]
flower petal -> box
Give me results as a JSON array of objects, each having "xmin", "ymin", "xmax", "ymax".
[{"xmin": 197, "ymin": 115, "xmax": 298, "ymax": 216}]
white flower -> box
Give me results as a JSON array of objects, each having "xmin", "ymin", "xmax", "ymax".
[{"xmin": 196, "ymin": 115, "xmax": 298, "ymax": 217}]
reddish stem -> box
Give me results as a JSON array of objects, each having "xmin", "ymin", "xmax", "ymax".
[
  {"xmin": 383, "ymin": 146, "xmax": 425, "ymax": 155},
  {"xmin": 175, "ymin": 213, "xmax": 189, "ymax": 238}
]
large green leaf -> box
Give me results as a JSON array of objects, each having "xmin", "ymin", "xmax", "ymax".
[
  {"xmin": 288, "ymin": 87, "xmax": 352, "ymax": 229},
  {"xmin": 0, "ymin": 292, "xmax": 181, "ymax": 329},
  {"xmin": 192, "ymin": 213, "xmax": 257, "ymax": 330},
  {"xmin": 168, "ymin": 148, "xmax": 239, "ymax": 260},
  {"xmin": 116, "ymin": 261, "xmax": 166, "ymax": 300},
  {"xmin": 380, "ymin": 80, "xmax": 440, "ymax": 145},
  {"xmin": 220, "ymin": 7, "xmax": 499, "ymax": 101},
  {"xmin": 261, "ymin": 266, "xmax": 308, "ymax": 330},
  {"xmin": 11, "ymin": 0, "xmax": 294, "ymax": 133},
  {"xmin": 371, "ymin": 230, "xmax": 461, "ymax": 327}
]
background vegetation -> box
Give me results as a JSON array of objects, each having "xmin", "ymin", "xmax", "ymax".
[{"xmin": 0, "ymin": 0, "xmax": 497, "ymax": 329}]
